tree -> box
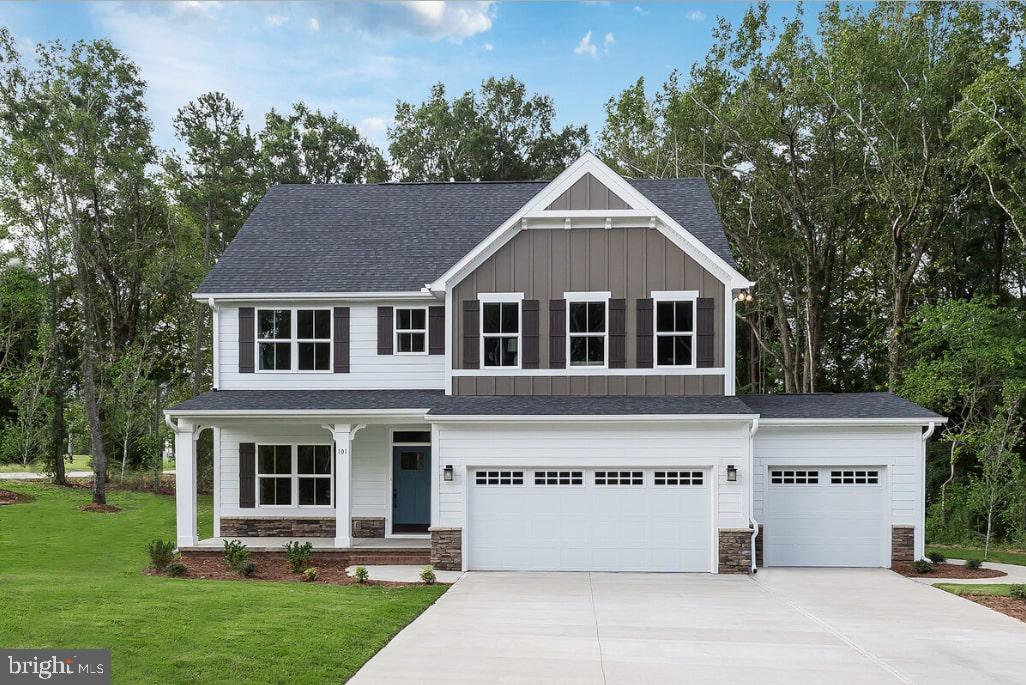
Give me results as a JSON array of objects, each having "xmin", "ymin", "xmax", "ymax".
[
  {"xmin": 259, "ymin": 102, "xmax": 386, "ymax": 184},
  {"xmin": 389, "ymin": 76, "xmax": 589, "ymax": 181}
]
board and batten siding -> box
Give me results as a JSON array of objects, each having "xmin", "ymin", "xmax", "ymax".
[
  {"xmin": 435, "ymin": 421, "xmax": 751, "ymax": 530},
  {"xmin": 752, "ymin": 425, "xmax": 925, "ymax": 559},
  {"xmin": 217, "ymin": 302, "xmax": 444, "ymax": 390},
  {"xmin": 451, "ymin": 227, "xmax": 726, "ymax": 394}
]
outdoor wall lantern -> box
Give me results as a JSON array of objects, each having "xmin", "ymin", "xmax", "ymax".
[
  {"xmin": 726, "ymin": 464, "xmax": 738, "ymax": 482},
  {"xmin": 443, "ymin": 465, "xmax": 454, "ymax": 482}
]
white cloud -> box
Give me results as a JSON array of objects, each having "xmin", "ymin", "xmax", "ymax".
[
  {"xmin": 603, "ymin": 32, "xmax": 614, "ymax": 52},
  {"xmin": 687, "ymin": 9, "xmax": 706, "ymax": 22},
  {"xmin": 316, "ymin": 2, "xmax": 494, "ymax": 42},
  {"xmin": 265, "ymin": 14, "xmax": 288, "ymax": 28},
  {"xmin": 574, "ymin": 31, "xmax": 598, "ymax": 58},
  {"xmin": 307, "ymin": 17, "xmax": 320, "ymax": 32},
  {"xmin": 358, "ymin": 115, "xmax": 392, "ymax": 143},
  {"xmin": 483, "ymin": 42, "xmax": 494, "ymax": 51},
  {"xmin": 633, "ymin": 5, "xmax": 644, "ymax": 13}
]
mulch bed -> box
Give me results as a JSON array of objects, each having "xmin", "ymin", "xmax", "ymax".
[
  {"xmin": 146, "ymin": 554, "xmax": 437, "ymax": 587},
  {"xmin": 966, "ymin": 596, "xmax": 1026, "ymax": 623},
  {"xmin": 892, "ymin": 562, "xmax": 1006, "ymax": 579},
  {"xmin": 68, "ymin": 478, "xmax": 177, "ymax": 497},
  {"xmin": 79, "ymin": 503, "xmax": 123, "ymax": 513},
  {"xmin": 0, "ymin": 488, "xmax": 34, "ymax": 505}
]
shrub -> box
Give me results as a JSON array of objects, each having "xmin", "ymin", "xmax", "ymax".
[
  {"xmin": 284, "ymin": 540, "xmax": 313, "ymax": 573},
  {"xmin": 964, "ymin": 558, "xmax": 983, "ymax": 570},
  {"xmin": 354, "ymin": 566, "xmax": 369, "ymax": 584},
  {"xmin": 926, "ymin": 551, "xmax": 946, "ymax": 564},
  {"xmin": 419, "ymin": 566, "xmax": 436, "ymax": 585},
  {"xmin": 223, "ymin": 539, "xmax": 250, "ymax": 571},
  {"xmin": 1010, "ymin": 585, "xmax": 1026, "ymax": 601},
  {"xmin": 147, "ymin": 539, "xmax": 177, "ymax": 571},
  {"xmin": 911, "ymin": 559, "xmax": 933, "ymax": 574},
  {"xmin": 237, "ymin": 561, "xmax": 256, "ymax": 577},
  {"xmin": 302, "ymin": 567, "xmax": 318, "ymax": 582},
  {"xmin": 166, "ymin": 562, "xmax": 187, "ymax": 577}
]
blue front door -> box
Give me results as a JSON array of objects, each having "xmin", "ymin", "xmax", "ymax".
[{"xmin": 392, "ymin": 446, "xmax": 430, "ymax": 532}]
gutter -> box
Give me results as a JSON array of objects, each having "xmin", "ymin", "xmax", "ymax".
[
  {"xmin": 191, "ymin": 291, "xmax": 439, "ymax": 302},
  {"xmin": 749, "ymin": 416, "xmax": 760, "ymax": 573}
]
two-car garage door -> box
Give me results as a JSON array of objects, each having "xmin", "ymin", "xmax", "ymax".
[
  {"xmin": 763, "ymin": 467, "xmax": 887, "ymax": 567},
  {"xmin": 467, "ymin": 468, "xmax": 712, "ymax": 572}
]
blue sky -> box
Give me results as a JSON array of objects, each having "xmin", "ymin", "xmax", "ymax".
[{"xmin": 0, "ymin": 1, "xmax": 809, "ymax": 154}]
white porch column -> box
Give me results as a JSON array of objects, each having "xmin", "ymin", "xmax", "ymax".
[
  {"xmin": 170, "ymin": 419, "xmax": 197, "ymax": 548},
  {"xmin": 326, "ymin": 423, "xmax": 353, "ymax": 548}
]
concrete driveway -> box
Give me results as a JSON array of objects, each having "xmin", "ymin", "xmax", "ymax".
[{"xmin": 350, "ymin": 568, "xmax": 1026, "ymax": 684}]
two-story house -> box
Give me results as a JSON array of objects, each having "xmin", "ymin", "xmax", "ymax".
[{"xmin": 166, "ymin": 152, "xmax": 944, "ymax": 573}]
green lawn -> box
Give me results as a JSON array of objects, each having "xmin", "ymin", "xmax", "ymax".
[
  {"xmin": 927, "ymin": 545, "xmax": 1026, "ymax": 567},
  {"xmin": 0, "ymin": 455, "xmax": 93, "ymax": 473},
  {"xmin": 0, "ymin": 481, "xmax": 445, "ymax": 684},
  {"xmin": 934, "ymin": 583, "xmax": 1021, "ymax": 597}
]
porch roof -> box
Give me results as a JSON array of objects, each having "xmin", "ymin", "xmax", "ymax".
[{"xmin": 166, "ymin": 389, "xmax": 444, "ymax": 415}]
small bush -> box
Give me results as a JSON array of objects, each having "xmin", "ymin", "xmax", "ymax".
[
  {"xmin": 419, "ymin": 566, "xmax": 437, "ymax": 585},
  {"xmin": 223, "ymin": 539, "xmax": 250, "ymax": 571},
  {"xmin": 964, "ymin": 558, "xmax": 983, "ymax": 570},
  {"xmin": 911, "ymin": 559, "xmax": 933, "ymax": 574},
  {"xmin": 237, "ymin": 561, "xmax": 256, "ymax": 577},
  {"xmin": 166, "ymin": 562, "xmax": 187, "ymax": 577},
  {"xmin": 302, "ymin": 567, "xmax": 318, "ymax": 582},
  {"xmin": 1010, "ymin": 585, "xmax": 1026, "ymax": 601},
  {"xmin": 926, "ymin": 551, "xmax": 946, "ymax": 564},
  {"xmin": 354, "ymin": 566, "xmax": 369, "ymax": 584},
  {"xmin": 284, "ymin": 540, "xmax": 313, "ymax": 573},
  {"xmin": 147, "ymin": 539, "xmax": 177, "ymax": 571}
]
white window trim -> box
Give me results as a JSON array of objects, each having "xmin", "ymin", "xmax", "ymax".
[
  {"xmin": 255, "ymin": 307, "xmax": 333, "ymax": 373},
  {"xmin": 394, "ymin": 306, "xmax": 429, "ymax": 356},
  {"xmin": 653, "ymin": 293, "xmax": 698, "ymax": 369},
  {"xmin": 255, "ymin": 443, "xmax": 334, "ymax": 509},
  {"xmin": 479, "ymin": 293, "xmax": 524, "ymax": 370},
  {"xmin": 565, "ymin": 292, "xmax": 610, "ymax": 369}
]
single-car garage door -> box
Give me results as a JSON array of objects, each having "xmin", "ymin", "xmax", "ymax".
[
  {"xmin": 467, "ymin": 468, "xmax": 712, "ymax": 572},
  {"xmin": 763, "ymin": 467, "xmax": 887, "ymax": 567}
]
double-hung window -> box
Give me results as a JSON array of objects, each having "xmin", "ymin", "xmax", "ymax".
[
  {"xmin": 395, "ymin": 308, "xmax": 427, "ymax": 354},
  {"xmin": 653, "ymin": 292, "xmax": 697, "ymax": 367},
  {"xmin": 567, "ymin": 292, "xmax": 608, "ymax": 367},
  {"xmin": 257, "ymin": 308, "xmax": 331, "ymax": 371},
  {"xmin": 480, "ymin": 293, "xmax": 521, "ymax": 368},
  {"xmin": 257, "ymin": 444, "xmax": 333, "ymax": 507}
]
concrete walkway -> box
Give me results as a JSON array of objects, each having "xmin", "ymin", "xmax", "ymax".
[
  {"xmin": 907, "ymin": 559, "xmax": 1026, "ymax": 586},
  {"xmin": 345, "ymin": 565, "xmax": 462, "ymax": 584},
  {"xmin": 350, "ymin": 568, "xmax": 1026, "ymax": 684}
]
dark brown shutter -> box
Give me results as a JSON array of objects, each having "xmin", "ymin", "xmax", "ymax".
[
  {"xmin": 548, "ymin": 299, "xmax": 566, "ymax": 369},
  {"xmin": 333, "ymin": 307, "xmax": 350, "ymax": 373},
  {"xmin": 377, "ymin": 306, "xmax": 393, "ymax": 355},
  {"xmin": 428, "ymin": 305, "xmax": 445, "ymax": 355},
  {"xmin": 462, "ymin": 300, "xmax": 480, "ymax": 369},
  {"xmin": 696, "ymin": 297, "xmax": 715, "ymax": 368},
  {"xmin": 239, "ymin": 443, "xmax": 256, "ymax": 508},
  {"xmin": 636, "ymin": 298, "xmax": 654, "ymax": 368},
  {"xmin": 609, "ymin": 298, "xmax": 626, "ymax": 368},
  {"xmin": 238, "ymin": 307, "xmax": 255, "ymax": 373},
  {"xmin": 522, "ymin": 299, "xmax": 540, "ymax": 369}
]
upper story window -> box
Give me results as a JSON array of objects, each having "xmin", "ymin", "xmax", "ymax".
[
  {"xmin": 395, "ymin": 308, "xmax": 427, "ymax": 354},
  {"xmin": 257, "ymin": 444, "xmax": 332, "ymax": 507},
  {"xmin": 567, "ymin": 292, "xmax": 608, "ymax": 367},
  {"xmin": 257, "ymin": 308, "xmax": 331, "ymax": 371},
  {"xmin": 654, "ymin": 293, "xmax": 696, "ymax": 367},
  {"xmin": 481, "ymin": 293, "xmax": 521, "ymax": 368}
]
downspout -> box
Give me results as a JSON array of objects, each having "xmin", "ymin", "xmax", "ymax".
[
  {"xmin": 919, "ymin": 421, "xmax": 936, "ymax": 560},
  {"xmin": 749, "ymin": 416, "xmax": 760, "ymax": 573}
]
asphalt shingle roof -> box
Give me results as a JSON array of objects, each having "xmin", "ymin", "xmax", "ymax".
[
  {"xmin": 168, "ymin": 389, "xmax": 940, "ymax": 421},
  {"xmin": 196, "ymin": 179, "xmax": 737, "ymax": 294}
]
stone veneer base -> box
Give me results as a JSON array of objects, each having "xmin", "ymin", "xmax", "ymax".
[
  {"xmin": 352, "ymin": 517, "xmax": 386, "ymax": 538},
  {"xmin": 718, "ymin": 528, "xmax": 753, "ymax": 574},
  {"xmin": 220, "ymin": 517, "xmax": 335, "ymax": 538},
  {"xmin": 891, "ymin": 525, "xmax": 915, "ymax": 564},
  {"xmin": 429, "ymin": 527, "xmax": 462, "ymax": 571}
]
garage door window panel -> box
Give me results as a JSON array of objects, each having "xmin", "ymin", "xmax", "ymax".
[
  {"xmin": 770, "ymin": 469, "xmax": 819, "ymax": 485},
  {"xmin": 475, "ymin": 470, "xmax": 524, "ymax": 486},
  {"xmin": 534, "ymin": 471, "xmax": 583, "ymax": 486},
  {"xmin": 595, "ymin": 471, "xmax": 643, "ymax": 486},
  {"xmin": 654, "ymin": 471, "xmax": 703, "ymax": 486},
  {"xmin": 830, "ymin": 470, "xmax": 880, "ymax": 485}
]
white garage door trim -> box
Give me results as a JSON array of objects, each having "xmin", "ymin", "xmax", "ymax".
[
  {"xmin": 465, "ymin": 466, "xmax": 715, "ymax": 572},
  {"xmin": 762, "ymin": 465, "xmax": 890, "ymax": 567}
]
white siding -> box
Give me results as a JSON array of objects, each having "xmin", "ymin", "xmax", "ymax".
[
  {"xmin": 216, "ymin": 302, "xmax": 445, "ymax": 390},
  {"xmin": 434, "ymin": 421, "xmax": 751, "ymax": 531},
  {"xmin": 753, "ymin": 425, "xmax": 925, "ymax": 559}
]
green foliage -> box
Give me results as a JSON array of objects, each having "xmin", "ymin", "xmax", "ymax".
[
  {"xmin": 166, "ymin": 561, "xmax": 187, "ymax": 577},
  {"xmin": 302, "ymin": 567, "xmax": 318, "ymax": 582},
  {"xmin": 419, "ymin": 566, "xmax": 436, "ymax": 585},
  {"xmin": 353, "ymin": 566, "xmax": 369, "ymax": 584},
  {"xmin": 927, "ymin": 552, "xmax": 946, "ymax": 564},
  {"xmin": 236, "ymin": 561, "xmax": 256, "ymax": 577},
  {"xmin": 284, "ymin": 540, "xmax": 313, "ymax": 573},
  {"xmin": 912, "ymin": 559, "xmax": 934, "ymax": 574},
  {"xmin": 965, "ymin": 559, "xmax": 983, "ymax": 570},
  {"xmin": 222, "ymin": 539, "xmax": 250, "ymax": 572},
  {"xmin": 147, "ymin": 539, "xmax": 177, "ymax": 571},
  {"xmin": 1010, "ymin": 585, "xmax": 1026, "ymax": 601}
]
